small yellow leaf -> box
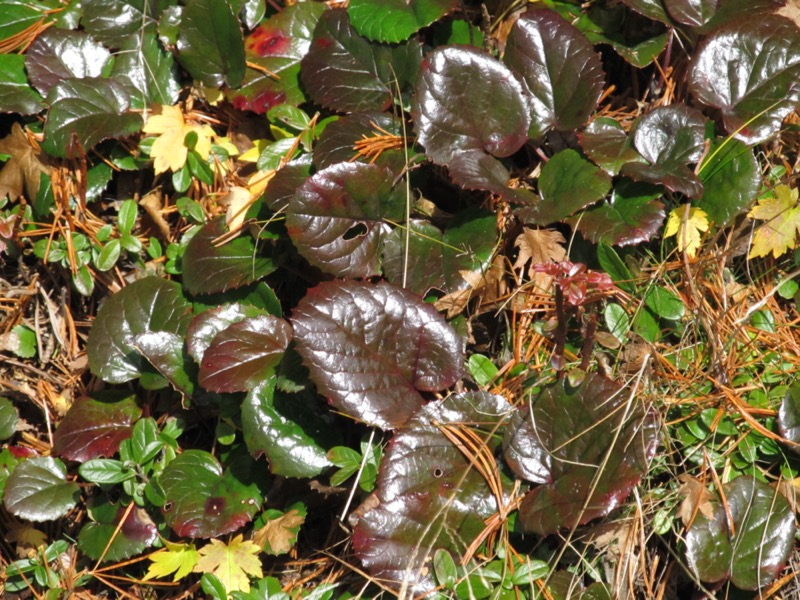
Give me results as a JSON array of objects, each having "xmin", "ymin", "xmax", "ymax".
[
  {"xmin": 239, "ymin": 139, "xmax": 269, "ymax": 163},
  {"xmin": 223, "ymin": 186, "xmax": 254, "ymax": 233},
  {"xmin": 143, "ymin": 105, "xmax": 215, "ymax": 174},
  {"xmin": 664, "ymin": 206, "xmax": 708, "ymax": 258},
  {"xmin": 144, "ymin": 539, "xmax": 200, "ymax": 582},
  {"xmin": 193, "ymin": 534, "xmax": 263, "ymax": 595},
  {"xmin": 253, "ymin": 509, "xmax": 305, "ymax": 555},
  {"xmin": 747, "ymin": 185, "xmax": 800, "ymax": 259}
]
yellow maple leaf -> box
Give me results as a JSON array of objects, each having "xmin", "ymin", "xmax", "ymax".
[
  {"xmin": 664, "ymin": 206, "xmax": 709, "ymax": 258},
  {"xmin": 193, "ymin": 534, "xmax": 263, "ymax": 595},
  {"xmin": 143, "ymin": 539, "xmax": 200, "ymax": 582},
  {"xmin": 252, "ymin": 509, "xmax": 305, "ymax": 555},
  {"xmin": 747, "ymin": 185, "xmax": 800, "ymax": 259},
  {"xmin": 142, "ymin": 104, "xmax": 215, "ymax": 174}
]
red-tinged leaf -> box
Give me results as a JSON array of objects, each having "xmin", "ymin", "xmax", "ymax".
[
  {"xmin": 503, "ymin": 8, "xmax": 605, "ymax": 139},
  {"xmin": 688, "ymin": 16, "xmax": 800, "ymax": 145},
  {"xmin": 53, "ymin": 391, "xmax": 141, "ymax": 462},
  {"xmin": 353, "ymin": 392, "xmax": 512, "ymax": 594},
  {"xmin": 261, "ymin": 159, "xmax": 313, "ymax": 212},
  {"xmin": 412, "ymin": 45, "xmax": 533, "ymax": 203},
  {"xmin": 25, "ymin": 28, "xmax": 111, "ymax": 96},
  {"xmin": 78, "ymin": 502, "xmax": 158, "ymax": 562},
  {"xmin": 291, "ymin": 280, "xmax": 464, "ymax": 429},
  {"xmin": 313, "ymin": 112, "xmax": 407, "ymax": 174},
  {"xmin": 300, "ymin": 9, "xmax": 422, "ymax": 113},
  {"xmin": 132, "ymin": 332, "xmax": 197, "ymax": 397},
  {"xmin": 160, "ymin": 450, "xmax": 262, "ymax": 538},
  {"xmin": 229, "ymin": 2, "xmax": 326, "ymax": 112},
  {"xmin": 199, "ymin": 315, "xmax": 292, "ymax": 393},
  {"xmin": 504, "ymin": 373, "xmax": 659, "ymax": 535},
  {"xmin": 186, "ymin": 303, "xmax": 270, "ymax": 364},
  {"xmin": 578, "ymin": 117, "xmax": 644, "ymax": 176},
  {"xmin": 286, "ymin": 162, "xmax": 404, "ymax": 278},
  {"xmin": 182, "ymin": 217, "xmax": 277, "ymax": 295},
  {"xmin": 87, "ymin": 277, "xmax": 193, "ymax": 384}
]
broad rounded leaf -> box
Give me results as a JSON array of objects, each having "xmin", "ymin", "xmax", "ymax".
[
  {"xmin": 3, "ymin": 457, "xmax": 80, "ymax": 522},
  {"xmin": 686, "ymin": 476, "xmax": 795, "ymax": 590},
  {"xmin": 532, "ymin": 149, "xmax": 612, "ymax": 224},
  {"xmin": 313, "ymin": 112, "xmax": 406, "ymax": 173},
  {"xmin": 504, "ymin": 9, "xmax": 605, "ymax": 138},
  {"xmin": 112, "ymin": 30, "xmax": 180, "ymax": 107},
  {"xmin": 199, "ymin": 315, "xmax": 292, "ymax": 393},
  {"xmin": 160, "ymin": 450, "xmax": 262, "ymax": 538},
  {"xmin": 262, "ymin": 159, "xmax": 313, "ymax": 212},
  {"xmin": 578, "ymin": 117, "xmax": 644, "ymax": 176},
  {"xmin": 187, "ymin": 303, "xmax": 269, "ymax": 364},
  {"xmin": 229, "ymin": 2, "xmax": 326, "ymax": 113},
  {"xmin": 132, "ymin": 332, "xmax": 197, "ymax": 397},
  {"xmin": 619, "ymin": 0, "xmax": 671, "ymax": 23},
  {"xmin": 0, "ymin": 55, "xmax": 44, "ymax": 115},
  {"xmin": 81, "ymin": 0, "xmax": 158, "ymax": 46},
  {"xmin": 25, "ymin": 29, "xmax": 111, "ymax": 96},
  {"xmin": 688, "ymin": 16, "xmax": 800, "ymax": 145},
  {"xmin": 242, "ymin": 379, "xmax": 335, "ymax": 478},
  {"xmin": 182, "ymin": 217, "xmax": 277, "ymax": 295},
  {"xmin": 504, "ymin": 373, "xmax": 659, "ymax": 535},
  {"xmin": 353, "ymin": 392, "xmax": 512, "ymax": 593},
  {"xmin": 87, "ymin": 277, "xmax": 193, "ymax": 383},
  {"xmin": 778, "ymin": 383, "xmax": 800, "ymax": 451},
  {"xmin": 286, "ymin": 162, "xmax": 404, "ymax": 278},
  {"xmin": 382, "ymin": 210, "xmax": 497, "ymax": 296},
  {"xmin": 412, "ymin": 45, "xmax": 531, "ymax": 200},
  {"xmin": 177, "ymin": 0, "xmax": 246, "ymax": 88},
  {"xmin": 665, "ymin": 0, "xmax": 718, "ymax": 27},
  {"xmin": 78, "ymin": 504, "xmax": 157, "ymax": 562},
  {"xmin": 291, "ymin": 280, "xmax": 464, "ymax": 429},
  {"xmin": 53, "ymin": 391, "xmax": 141, "ymax": 462},
  {"xmin": 301, "ymin": 9, "xmax": 422, "ymax": 113},
  {"xmin": 42, "ymin": 78, "xmax": 143, "ymax": 158},
  {"xmin": 695, "ymin": 137, "xmax": 760, "ymax": 226},
  {"xmin": 347, "ymin": 0, "xmax": 455, "ymax": 43}
]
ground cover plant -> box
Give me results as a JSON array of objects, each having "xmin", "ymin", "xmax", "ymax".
[{"xmin": 1, "ymin": 0, "xmax": 800, "ymax": 598}]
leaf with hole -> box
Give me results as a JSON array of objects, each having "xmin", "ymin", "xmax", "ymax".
[
  {"xmin": 689, "ymin": 16, "xmax": 800, "ymax": 145},
  {"xmin": 182, "ymin": 217, "xmax": 277, "ymax": 295},
  {"xmin": 53, "ymin": 391, "xmax": 141, "ymax": 462},
  {"xmin": 301, "ymin": 9, "xmax": 422, "ymax": 113},
  {"xmin": 503, "ymin": 8, "xmax": 605, "ymax": 139},
  {"xmin": 413, "ymin": 45, "xmax": 532, "ymax": 202},
  {"xmin": 3, "ymin": 457, "xmax": 80, "ymax": 522},
  {"xmin": 347, "ymin": 0, "xmax": 455, "ymax": 43},
  {"xmin": 353, "ymin": 391, "xmax": 512, "ymax": 593},
  {"xmin": 685, "ymin": 475, "xmax": 795, "ymax": 590},
  {"xmin": 291, "ymin": 280, "xmax": 464, "ymax": 429},
  {"xmin": 160, "ymin": 450, "xmax": 262, "ymax": 538},
  {"xmin": 504, "ymin": 373, "xmax": 659, "ymax": 535},
  {"xmin": 286, "ymin": 162, "xmax": 404, "ymax": 278},
  {"xmin": 87, "ymin": 277, "xmax": 193, "ymax": 384}
]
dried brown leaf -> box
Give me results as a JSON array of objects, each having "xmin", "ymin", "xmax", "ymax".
[
  {"xmin": 252, "ymin": 509, "xmax": 305, "ymax": 555},
  {"xmin": 0, "ymin": 123, "xmax": 50, "ymax": 202},
  {"xmin": 138, "ymin": 191, "xmax": 171, "ymax": 241},
  {"xmin": 677, "ymin": 474, "xmax": 717, "ymax": 526},
  {"xmin": 513, "ymin": 227, "xmax": 566, "ymax": 272}
]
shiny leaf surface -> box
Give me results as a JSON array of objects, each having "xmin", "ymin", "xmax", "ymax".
[
  {"xmin": 0, "ymin": 55, "xmax": 44, "ymax": 115},
  {"xmin": 695, "ymin": 137, "xmax": 760, "ymax": 226},
  {"xmin": 186, "ymin": 303, "xmax": 268, "ymax": 364},
  {"xmin": 25, "ymin": 28, "xmax": 111, "ymax": 96},
  {"xmin": 3, "ymin": 457, "xmax": 80, "ymax": 522},
  {"xmin": 347, "ymin": 0, "xmax": 455, "ymax": 43},
  {"xmin": 78, "ymin": 503, "xmax": 158, "ymax": 562}
]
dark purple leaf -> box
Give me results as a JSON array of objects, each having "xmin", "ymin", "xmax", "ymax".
[
  {"xmin": 313, "ymin": 112, "xmax": 407, "ymax": 173},
  {"xmin": 78, "ymin": 502, "xmax": 157, "ymax": 562},
  {"xmin": 242, "ymin": 379, "xmax": 336, "ymax": 478},
  {"xmin": 778, "ymin": 383, "xmax": 800, "ymax": 451},
  {"xmin": 353, "ymin": 392, "xmax": 512, "ymax": 593},
  {"xmin": 529, "ymin": 149, "xmax": 612, "ymax": 224},
  {"xmin": 621, "ymin": 104, "xmax": 706, "ymax": 197},
  {"xmin": 382, "ymin": 210, "xmax": 497, "ymax": 296},
  {"xmin": 664, "ymin": 0, "xmax": 718, "ymax": 27},
  {"xmin": 199, "ymin": 315, "xmax": 292, "ymax": 393},
  {"xmin": 160, "ymin": 450, "xmax": 262, "ymax": 538},
  {"xmin": 347, "ymin": 0, "xmax": 455, "ymax": 43},
  {"xmin": 412, "ymin": 45, "xmax": 534, "ymax": 203},
  {"xmin": 695, "ymin": 137, "xmax": 760, "ymax": 226},
  {"xmin": 25, "ymin": 29, "xmax": 111, "ymax": 96},
  {"xmin": 261, "ymin": 159, "xmax": 313, "ymax": 212},
  {"xmin": 3, "ymin": 457, "xmax": 80, "ymax": 522},
  {"xmin": 182, "ymin": 217, "xmax": 277, "ymax": 295},
  {"xmin": 0, "ymin": 55, "xmax": 44, "ymax": 115},
  {"xmin": 567, "ymin": 179, "xmax": 665, "ymax": 246},
  {"xmin": 618, "ymin": 0, "xmax": 671, "ymax": 23},
  {"xmin": 87, "ymin": 277, "xmax": 193, "ymax": 384},
  {"xmin": 504, "ymin": 373, "xmax": 659, "ymax": 535},
  {"xmin": 504, "ymin": 9, "xmax": 605, "ymax": 138},
  {"xmin": 291, "ymin": 280, "xmax": 464, "ymax": 429},
  {"xmin": 700, "ymin": 0, "xmax": 783, "ymax": 32},
  {"xmin": 53, "ymin": 391, "xmax": 141, "ymax": 462},
  {"xmin": 686, "ymin": 476, "xmax": 795, "ymax": 590},
  {"xmin": 689, "ymin": 16, "xmax": 800, "ymax": 145},
  {"xmin": 300, "ymin": 9, "xmax": 422, "ymax": 113},
  {"xmin": 132, "ymin": 332, "xmax": 197, "ymax": 397},
  {"xmin": 229, "ymin": 2, "xmax": 326, "ymax": 112},
  {"xmin": 186, "ymin": 303, "xmax": 269, "ymax": 364},
  {"xmin": 81, "ymin": 0, "xmax": 157, "ymax": 47},
  {"xmin": 286, "ymin": 162, "xmax": 404, "ymax": 278},
  {"xmin": 578, "ymin": 117, "xmax": 644, "ymax": 176}
]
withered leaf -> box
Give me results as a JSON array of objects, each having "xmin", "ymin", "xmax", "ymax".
[
  {"xmin": 677, "ymin": 474, "xmax": 717, "ymax": 526},
  {"xmin": 252, "ymin": 508, "xmax": 305, "ymax": 555},
  {"xmin": 0, "ymin": 123, "xmax": 50, "ymax": 202}
]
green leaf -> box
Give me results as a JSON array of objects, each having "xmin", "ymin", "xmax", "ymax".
[
  {"xmin": 433, "ymin": 548, "xmax": 457, "ymax": 588},
  {"xmin": 96, "ymin": 239, "xmax": 122, "ymax": 271},
  {"xmin": 0, "ymin": 1, "xmax": 48, "ymax": 46},
  {"xmin": 113, "ymin": 29, "xmax": 181, "ymax": 107},
  {"xmin": 132, "ymin": 331, "xmax": 197, "ymax": 397},
  {"xmin": 347, "ymin": 0, "xmax": 455, "ymax": 43},
  {"xmin": 467, "ymin": 354, "xmax": 499, "ymax": 387},
  {"xmin": 78, "ymin": 501, "xmax": 157, "ymax": 562},
  {"xmin": 130, "ymin": 417, "xmax": 163, "ymax": 464},
  {"xmin": 579, "ymin": 117, "xmax": 643, "ymax": 176},
  {"xmin": 177, "ymin": 0, "xmax": 246, "ymax": 88},
  {"xmin": 243, "ymin": 378, "xmax": 336, "ymax": 478},
  {"xmin": 696, "ymin": 137, "xmax": 760, "ymax": 226},
  {"xmin": 3, "ymin": 457, "xmax": 80, "ymax": 522},
  {"xmin": 0, "ymin": 54, "xmax": 44, "ymax": 115},
  {"xmin": 644, "ymin": 286, "xmax": 685, "ymax": 320},
  {"xmin": 597, "ymin": 242, "xmax": 634, "ymax": 292},
  {"xmin": 81, "ymin": 0, "xmax": 160, "ymax": 45},
  {"xmin": 182, "ymin": 217, "xmax": 277, "ymax": 295},
  {"xmin": 42, "ymin": 78, "xmax": 143, "ymax": 158},
  {"xmin": 604, "ymin": 302, "xmax": 629, "ymax": 343},
  {"xmin": 0, "ymin": 397, "xmax": 18, "ymax": 441},
  {"xmin": 9, "ymin": 324, "xmax": 36, "ymax": 358},
  {"xmin": 78, "ymin": 459, "xmax": 135, "ymax": 484},
  {"xmin": 87, "ymin": 277, "xmax": 193, "ymax": 384},
  {"xmin": 532, "ymin": 149, "xmax": 612, "ymax": 224},
  {"xmin": 118, "ymin": 198, "xmax": 138, "ymax": 234}
]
